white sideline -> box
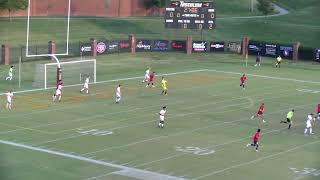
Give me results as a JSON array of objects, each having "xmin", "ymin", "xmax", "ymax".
[
  {"xmin": 206, "ymin": 69, "xmax": 320, "ymax": 84},
  {"xmin": 192, "ymin": 139, "xmax": 320, "ymax": 180},
  {"xmin": 0, "ymin": 69, "xmax": 207, "ymax": 96},
  {"xmin": 0, "ymin": 140, "xmax": 185, "ymax": 180}
]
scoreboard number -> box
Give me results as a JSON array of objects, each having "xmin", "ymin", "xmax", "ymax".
[{"xmin": 165, "ymin": 1, "xmax": 216, "ymax": 30}]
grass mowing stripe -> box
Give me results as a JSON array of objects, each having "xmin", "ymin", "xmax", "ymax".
[
  {"xmin": 192, "ymin": 139, "xmax": 320, "ymax": 180},
  {"xmin": 81, "ymin": 90, "xmax": 308, "ymax": 156},
  {"xmin": 33, "ymin": 84, "xmax": 297, "ymax": 146},
  {"xmin": 0, "ymin": 140, "xmax": 186, "ymax": 180}
]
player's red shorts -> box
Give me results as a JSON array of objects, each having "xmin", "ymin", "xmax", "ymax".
[{"xmin": 257, "ymin": 111, "xmax": 263, "ymax": 116}]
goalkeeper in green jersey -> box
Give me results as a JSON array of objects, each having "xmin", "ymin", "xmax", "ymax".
[{"xmin": 280, "ymin": 109, "xmax": 294, "ymax": 129}]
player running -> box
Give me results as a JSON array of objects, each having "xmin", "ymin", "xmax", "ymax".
[
  {"xmin": 5, "ymin": 66, "xmax": 13, "ymax": 81},
  {"xmin": 280, "ymin": 109, "xmax": 294, "ymax": 129},
  {"xmin": 5, "ymin": 90, "xmax": 13, "ymax": 109},
  {"xmin": 158, "ymin": 106, "xmax": 167, "ymax": 128},
  {"xmin": 161, "ymin": 76, "xmax": 168, "ymax": 95},
  {"xmin": 142, "ymin": 68, "xmax": 150, "ymax": 83},
  {"xmin": 146, "ymin": 71, "xmax": 155, "ymax": 88},
  {"xmin": 317, "ymin": 104, "xmax": 320, "ymax": 120},
  {"xmin": 115, "ymin": 84, "xmax": 121, "ymax": 103},
  {"xmin": 240, "ymin": 74, "xmax": 247, "ymax": 89},
  {"xmin": 251, "ymin": 103, "xmax": 266, "ymax": 123},
  {"xmin": 304, "ymin": 113, "xmax": 314, "ymax": 135},
  {"xmin": 80, "ymin": 76, "xmax": 90, "ymax": 94},
  {"xmin": 246, "ymin": 129, "xmax": 261, "ymax": 152},
  {"xmin": 275, "ymin": 55, "xmax": 282, "ymax": 68},
  {"xmin": 52, "ymin": 82, "xmax": 63, "ymax": 102}
]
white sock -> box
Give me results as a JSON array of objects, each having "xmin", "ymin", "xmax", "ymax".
[
  {"xmin": 304, "ymin": 128, "xmax": 308, "ymax": 134},
  {"xmin": 310, "ymin": 128, "xmax": 312, "ymax": 134},
  {"xmin": 81, "ymin": 88, "xmax": 84, "ymax": 92},
  {"xmin": 58, "ymin": 96, "xmax": 61, "ymax": 101}
]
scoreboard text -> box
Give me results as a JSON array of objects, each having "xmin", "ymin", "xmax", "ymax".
[{"xmin": 165, "ymin": 1, "xmax": 216, "ymax": 30}]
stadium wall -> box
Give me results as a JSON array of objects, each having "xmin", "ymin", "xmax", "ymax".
[{"xmin": 0, "ymin": 0, "xmax": 155, "ymax": 17}]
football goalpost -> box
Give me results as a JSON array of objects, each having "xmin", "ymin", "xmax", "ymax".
[
  {"xmin": 33, "ymin": 59, "xmax": 97, "ymax": 89},
  {"xmin": 26, "ymin": 0, "xmax": 94, "ymax": 90}
]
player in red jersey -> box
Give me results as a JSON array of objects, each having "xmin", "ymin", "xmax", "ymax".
[
  {"xmin": 146, "ymin": 71, "xmax": 155, "ymax": 88},
  {"xmin": 251, "ymin": 103, "xmax": 266, "ymax": 123},
  {"xmin": 247, "ymin": 129, "xmax": 261, "ymax": 152},
  {"xmin": 240, "ymin": 74, "xmax": 247, "ymax": 89}
]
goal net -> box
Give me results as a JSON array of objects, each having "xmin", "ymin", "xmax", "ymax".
[{"xmin": 33, "ymin": 59, "xmax": 96, "ymax": 89}]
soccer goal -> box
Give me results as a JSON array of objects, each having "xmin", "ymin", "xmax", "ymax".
[{"xmin": 33, "ymin": 59, "xmax": 97, "ymax": 89}]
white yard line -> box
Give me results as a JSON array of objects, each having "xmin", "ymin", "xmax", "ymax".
[
  {"xmin": 0, "ymin": 140, "xmax": 185, "ymax": 180},
  {"xmin": 192, "ymin": 140, "xmax": 320, "ymax": 180}
]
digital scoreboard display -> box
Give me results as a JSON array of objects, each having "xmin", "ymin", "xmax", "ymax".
[{"xmin": 165, "ymin": 1, "xmax": 216, "ymax": 30}]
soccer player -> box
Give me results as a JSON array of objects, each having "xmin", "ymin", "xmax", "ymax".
[
  {"xmin": 115, "ymin": 84, "xmax": 121, "ymax": 103},
  {"xmin": 251, "ymin": 103, "xmax": 266, "ymax": 123},
  {"xmin": 240, "ymin": 74, "xmax": 247, "ymax": 89},
  {"xmin": 158, "ymin": 106, "xmax": 167, "ymax": 128},
  {"xmin": 254, "ymin": 53, "xmax": 261, "ymax": 67},
  {"xmin": 80, "ymin": 76, "xmax": 90, "ymax": 94},
  {"xmin": 52, "ymin": 82, "xmax": 62, "ymax": 102},
  {"xmin": 280, "ymin": 109, "xmax": 294, "ymax": 129},
  {"xmin": 275, "ymin": 55, "xmax": 282, "ymax": 68},
  {"xmin": 5, "ymin": 66, "xmax": 13, "ymax": 80},
  {"xmin": 246, "ymin": 129, "xmax": 261, "ymax": 152},
  {"xmin": 146, "ymin": 71, "xmax": 155, "ymax": 88},
  {"xmin": 142, "ymin": 68, "xmax": 150, "ymax": 83},
  {"xmin": 5, "ymin": 90, "xmax": 13, "ymax": 110},
  {"xmin": 161, "ymin": 76, "xmax": 167, "ymax": 95},
  {"xmin": 304, "ymin": 113, "xmax": 314, "ymax": 135}
]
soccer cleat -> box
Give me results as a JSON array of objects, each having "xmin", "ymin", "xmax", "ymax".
[
  {"xmin": 251, "ymin": 116, "xmax": 254, "ymax": 120},
  {"xmin": 263, "ymin": 120, "xmax": 266, "ymax": 123},
  {"xmin": 255, "ymin": 149, "xmax": 259, "ymax": 152},
  {"xmin": 246, "ymin": 144, "xmax": 250, "ymax": 147}
]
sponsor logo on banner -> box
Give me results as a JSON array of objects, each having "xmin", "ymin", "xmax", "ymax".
[
  {"xmin": 279, "ymin": 45, "xmax": 293, "ymax": 58},
  {"xmin": 96, "ymin": 41, "xmax": 107, "ymax": 54},
  {"xmin": 193, "ymin": 41, "xmax": 207, "ymax": 52},
  {"xmin": 136, "ymin": 40, "xmax": 152, "ymax": 51},
  {"xmin": 107, "ymin": 41, "xmax": 119, "ymax": 53},
  {"xmin": 119, "ymin": 40, "xmax": 131, "ymax": 49},
  {"xmin": 227, "ymin": 42, "xmax": 241, "ymax": 53},
  {"xmin": 171, "ymin": 41, "xmax": 186, "ymax": 51},
  {"xmin": 153, "ymin": 40, "xmax": 169, "ymax": 51},
  {"xmin": 80, "ymin": 45, "xmax": 91, "ymax": 53},
  {"xmin": 315, "ymin": 49, "xmax": 320, "ymax": 61},
  {"xmin": 248, "ymin": 41, "xmax": 264, "ymax": 55},
  {"xmin": 265, "ymin": 44, "xmax": 277, "ymax": 56},
  {"xmin": 210, "ymin": 42, "xmax": 225, "ymax": 52}
]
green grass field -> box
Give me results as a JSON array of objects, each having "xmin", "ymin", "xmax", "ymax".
[{"xmin": 0, "ymin": 52, "xmax": 320, "ymax": 180}]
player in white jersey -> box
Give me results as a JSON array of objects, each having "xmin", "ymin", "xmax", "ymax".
[
  {"xmin": 142, "ymin": 68, "xmax": 150, "ymax": 83},
  {"xmin": 80, "ymin": 76, "xmax": 90, "ymax": 94},
  {"xmin": 5, "ymin": 66, "xmax": 13, "ymax": 81},
  {"xmin": 304, "ymin": 113, "xmax": 314, "ymax": 135},
  {"xmin": 115, "ymin": 84, "xmax": 121, "ymax": 103},
  {"xmin": 5, "ymin": 90, "xmax": 13, "ymax": 109},
  {"xmin": 158, "ymin": 106, "xmax": 167, "ymax": 128},
  {"xmin": 52, "ymin": 83, "xmax": 63, "ymax": 102}
]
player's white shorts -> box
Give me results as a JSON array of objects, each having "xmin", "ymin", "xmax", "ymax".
[
  {"xmin": 84, "ymin": 83, "xmax": 89, "ymax": 89},
  {"xmin": 55, "ymin": 89, "xmax": 61, "ymax": 96},
  {"xmin": 160, "ymin": 115, "xmax": 165, "ymax": 121},
  {"xmin": 306, "ymin": 122, "xmax": 312, "ymax": 128},
  {"xmin": 145, "ymin": 74, "xmax": 150, "ymax": 80},
  {"xmin": 7, "ymin": 99, "xmax": 12, "ymax": 104}
]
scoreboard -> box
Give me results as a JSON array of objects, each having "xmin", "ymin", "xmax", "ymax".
[{"xmin": 165, "ymin": 1, "xmax": 216, "ymax": 30}]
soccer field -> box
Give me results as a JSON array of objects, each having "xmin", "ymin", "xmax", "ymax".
[{"xmin": 0, "ymin": 53, "xmax": 320, "ymax": 180}]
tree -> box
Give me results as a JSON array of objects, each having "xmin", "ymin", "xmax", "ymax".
[
  {"xmin": 0, "ymin": 0, "xmax": 28, "ymax": 21},
  {"xmin": 256, "ymin": 0, "xmax": 275, "ymax": 16}
]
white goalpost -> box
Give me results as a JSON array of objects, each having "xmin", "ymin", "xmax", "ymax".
[{"xmin": 33, "ymin": 59, "xmax": 97, "ymax": 89}]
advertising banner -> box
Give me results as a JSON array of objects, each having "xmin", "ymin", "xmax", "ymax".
[
  {"xmin": 192, "ymin": 41, "xmax": 207, "ymax": 52},
  {"xmin": 80, "ymin": 42, "xmax": 92, "ymax": 55},
  {"xmin": 248, "ymin": 41, "xmax": 264, "ymax": 55},
  {"xmin": 279, "ymin": 45, "xmax": 293, "ymax": 59},
  {"xmin": 227, "ymin": 42, "xmax": 241, "ymax": 53},
  {"xmin": 171, "ymin": 40, "xmax": 186, "ymax": 51},
  {"xmin": 136, "ymin": 40, "xmax": 152, "ymax": 51},
  {"xmin": 107, "ymin": 41, "xmax": 119, "ymax": 53},
  {"xmin": 264, "ymin": 44, "xmax": 278, "ymax": 57},
  {"xmin": 315, "ymin": 49, "xmax": 320, "ymax": 61},
  {"xmin": 119, "ymin": 40, "xmax": 131, "ymax": 52},
  {"xmin": 96, "ymin": 41, "xmax": 108, "ymax": 54},
  {"xmin": 153, "ymin": 40, "xmax": 169, "ymax": 51},
  {"xmin": 210, "ymin": 42, "xmax": 225, "ymax": 52}
]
